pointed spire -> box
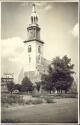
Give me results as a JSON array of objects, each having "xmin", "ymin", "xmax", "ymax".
[
  {"xmin": 32, "ymin": 3, "xmax": 36, "ymax": 13},
  {"xmin": 31, "ymin": 3, "xmax": 38, "ymax": 25}
]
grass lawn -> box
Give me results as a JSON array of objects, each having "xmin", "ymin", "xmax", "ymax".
[{"xmin": 1, "ymin": 98, "xmax": 78, "ymax": 123}]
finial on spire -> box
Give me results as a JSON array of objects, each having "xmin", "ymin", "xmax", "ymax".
[
  {"xmin": 32, "ymin": 3, "xmax": 36, "ymax": 13},
  {"xmin": 31, "ymin": 3, "xmax": 38, "ymax": 25}
]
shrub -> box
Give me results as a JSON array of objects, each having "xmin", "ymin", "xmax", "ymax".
[
  {"xmin": 25, "ymin": 100, "xmax": 31, "ymax": 104},
  {"xmin": 61, "ymin": 93, "xmax": 77, "ymax": 98},
  {"xmin": 17, "ymin": 98, "xmax": 24, "ymax": 105},
  {"xmin": 45, "ymin": 97, "xmax": 54, "ymax": 103},
  {"xmin": 31, "ymin": 98, "xmax": 43, "ymax": 104},
  {"xmin": 1, "ymin": 94, "xmax": 24, "ymax": 105},
  {"xmin": 32, "ymin": 92, "xmax": 41, "ymax": 97}
]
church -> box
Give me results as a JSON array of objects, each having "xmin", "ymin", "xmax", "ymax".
[{"xmin": 18, "ymin": 4, "xmax": 50, "ymax": 84}]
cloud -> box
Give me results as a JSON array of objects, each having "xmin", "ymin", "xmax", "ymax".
[
  {"xmin": 35, "ymin": 2, "xmax": 53, "ymax": 11},
  {"xmin": 1, "ymin": 37, "xmax": 27, "ymax": 83},
  {"xmin": 1, "ymin": 37, "xmax": 24, "ymax": 64},
  {"xmin": 19, "ymin": 2, "xmax": 53, "ymax": 13},
  {"xmin": 35, "ymin": 2, "xmax": 47, "ymax": 7},
  {"xmin": 44, "ymin": 5, "xmax": 53, "ymax": 11},
  {"xmin": 71, "ymin": 23, "xmax": 79, "ymax": 37},
  {"xmin": 35, "ymin": 2, "xmax": 42, "ymax": 7},
  {"xmin": 20, "ymin": 2, "xmax": 47, "ymax": 8}
]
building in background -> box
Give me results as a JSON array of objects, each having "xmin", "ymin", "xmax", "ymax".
[{"xmin": 1, "ymin": 73, "xmax": 14, "ymax": 93}]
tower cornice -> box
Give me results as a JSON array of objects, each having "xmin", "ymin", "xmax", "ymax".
[
  {"xmin": 27, "ymin": 25, "xmax": 40, "ymax": 31},
  {"xmin": 24, "ymin": 39, "xmax": 44, "ymax": 44}
]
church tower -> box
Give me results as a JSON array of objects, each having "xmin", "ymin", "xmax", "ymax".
[{"xmin": 23, "ymin": 4, "xmax": 44, "ymax": 82}]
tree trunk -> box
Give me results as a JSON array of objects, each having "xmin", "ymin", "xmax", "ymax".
[
  {"xmin": 57, "ymin": 90, "xmax": 58, "ymax": 94},
  {"xmin": 50, "ymin": 90, "xmax": 51, "ymax": 94},
  {"xmin": 59, "ymin": 89, "xmax": 60, "ymax": 93},
  {"xmin": 65, "ymin": 90, "xmax": 67, "ymax": 94},
  {"xmin": 57, "ymin": 90, "xmax": 59, "ymax": 94},
  {"xmin": 61, "ymin": 89, "xmax": 62, "ymax": 94}
]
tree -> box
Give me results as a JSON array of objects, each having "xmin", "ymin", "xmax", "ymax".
[
  {"xmin": 21, "ymin": 76, "xmax": 33, "ymax": 92},
  {"xmin": 14, "ymin": 84, "xmax": 22, "ymax": 92},
  {"xmin": 7, "ymin": 81, "xmax": 15, "ymax": 93},
  {"xmin": 35, "ymin": 81, "xmax": 42, "ymax": 92},
  {"xmin": 41, "ymin": 55, "xmax": 75, "ymax": 94},
  {"xmin": 49, "ymin": 55, "xmax": 74, "ymax": 93},
  {"xmin": 70, "ymin": 80, "xmax": 77, "ymax": 94},
  {"xmin": 41, "ymin": 74, "xmax": 55, "ymax": 94}
]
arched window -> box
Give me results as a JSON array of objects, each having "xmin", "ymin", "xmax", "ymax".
[
  {"xmin": 38, "ymin": 46, "xmax": 41, "ymax": 53},
  {"xmin": 39, "ymin": 55, "xmax": 40, "ymax": 60},
  {"xmin": 38, "ymin": 55, "xmax": 40, "ymax": 63},
  {"xmin": 28, "ymin": 45, "xmax": 31, "ymax": 53},
  {"xmin": 31, "ymin": 16, "xmax": 33, "ymax": 24},
  {"xmin": 29, "ymin": 56, "xmax": 31, "ymax": 63},
  {"xmin": 36, "ymin": 16, "xmax": 38, "ymax": 23},
  {"xmin": 34, "ymin": 17, "xmax": 35, "ymax": 23}
]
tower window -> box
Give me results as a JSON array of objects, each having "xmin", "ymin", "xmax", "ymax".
[
  {"xmin": 38, "ymin": 46, "xmax": 41, "ymax": 53},
  {"xmin": 37, "ymin": 55, "xmax": 40, "ymax": 63},
  {"xmin": 28, "ymin": 45, "xmax": 31, "ymax": 53},
  {"xmin": 29, "ymin": 56, "xmax": 31, "ymax": 63},
  {"xmin": 36, "ymin": 16, "xmax": 38, "ymax": 23},
  {"xmin": 31, "ymin": 16, "xmax": 33, "ymax": 23},
  {"xmin": 34, "ymin": 17, "xmax": 35, "ymax": 23}
]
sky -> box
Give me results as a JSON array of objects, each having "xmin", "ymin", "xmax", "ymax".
[{"xmin": 1, "ymin": 2, "xmax": 78, "ymax": 83}]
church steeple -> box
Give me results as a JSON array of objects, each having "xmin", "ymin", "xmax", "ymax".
[
  {"xmin": 24, "ymin": 3, "xmax": 44, "ymax": 43},
  {"xmin": 23, "ymin": 3, "xmax": 44, "ymax": 77},
  {"xmin": 31, "ymin": 4, "xmax": 38, "ymax": 25}
]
